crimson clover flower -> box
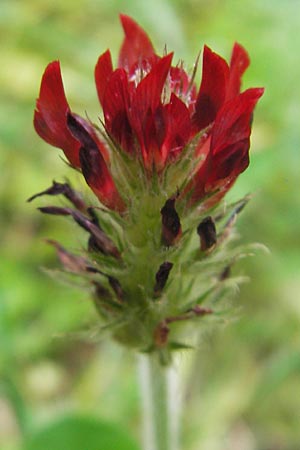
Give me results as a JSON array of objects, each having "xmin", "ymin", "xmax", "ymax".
[
  {"xmin": 34, "ymin": 14, "xmax": 263, "ymax": 213},
  {"xmin": 31, "ymin": 15, "xmax": 264, "ymax": 359}
]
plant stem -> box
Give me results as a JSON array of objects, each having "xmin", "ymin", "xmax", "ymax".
[{"xmin": 138, "ymin": 353, "xmax": 181, "ymax": 450}]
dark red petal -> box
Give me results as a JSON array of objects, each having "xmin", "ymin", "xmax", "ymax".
[
  {"xmin": 67, "ymin": 113, "xmax": 99, "ymax": 150},
  {"xmin": 127, "ymin": 54, "xmax": 173, "ymax": 167},
  {"xmin": 118, "ymin": 14, "xmax": 155, "ymax": 69},
  {"xmin": 192, "ymin": 46, "xmax": 229, "ymax": 131},
  {"xmin": 80, "ymin": 145, "xmax": 125, "ymax": 212},
  {"xmin": 135, "ymin": 53, "xmax": 173, "ymax": 114},
  {"xmin": 209, "ymin": 138, "xmax": 250, "ymax": 181},
  {"xmin": 170, "ymin": 65, "xmax": 198, "ymax": 114},
  {"xmin": 187, "ymin": 88, "xmax": 263, "ymax": 205},
  {"xmin": 211, "ymin": 87, "xmax": 264, "ymax": 152},
  {"xmin": 33, "ymin": 61, "xmax": 81, "ymax": 167},
  {"xmin": 169, "ymin": 66, "xmax": 191, "ymax": 97},
  {"xmin": 67, "ymin": 113, "xmax": 125, "ymax": 212},
  {"xmin": 161, "ymin": 94, "xmax": 191, "ymax": 166},
  {"xmin": 69, "ymin": 112, "xmax": 110, "ymax": 163},
  {"xmin": 102, "ymin": 68, "xmax": 134, "ymax": 153},
  {"xmin": 226, "ymin": 43, "xmax": 250, "ymax": 100},
  {"xmin": 95, "ymin": 50, "xmax": 113, "ymax": 105}
]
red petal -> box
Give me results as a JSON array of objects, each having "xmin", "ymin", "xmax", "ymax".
[
  {"xmin": 69, "ymin": 113, "xmax": 110, "ymax": 163},
  {"xmin": 171, "ymin": 66, "xmax": 198, "ymax": 113},
  {"xmin": 135, "ymin": 53, "xmax": 173, "ymax": 114},
  {"xmin": 80, "ymin": 145, "xmax": 125, "ymax": 212},
  {"xmin": 102, "ymin": 68, "xmax": 134, "ymax": 153},
  {"xmin": 226, "ymin": 43, "xmax": 250, "ymax": 100},
  {"xmin": 67, "ymin": 113, "xmax": 124, "ymax": 211},
  {"xmin": 208, "ymin": 138, "xmax": 250, "ymax": 181},
  {"xmin": 34, "ymin": 61, "xmax": 81, "ymax": 167},
  {"xmin": 118, "ymin": 14, "xmax": 155, "ymax": 69},
  {"xmin": 95, "ymin": 50, "xmax": 113, "ymax": 106},
  {"xmin": 169, "ymin": 66, "xmax": 191, "ymax": 97},
  {"xmin": 211, "ymin": 87, "xmax": 264, "ymax": 153},
  {"xmin": 188, "ymin": 87, "xmax": 264, "ymax": 205},
  {"xmin": 161, "ymin": 94, "xmax": 191, "ymax": 166},
  {"xmin": 192, "ymin": 46, "xmax": 229, "ymax": 131},
  {"xmin": 129, "ymin": 54, "xmax": 173, "ymax": 167}
]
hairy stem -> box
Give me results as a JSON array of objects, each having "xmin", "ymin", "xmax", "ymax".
[{"xmin": 138, "ymin": 354, "xmax": 181, "ymax": 450}]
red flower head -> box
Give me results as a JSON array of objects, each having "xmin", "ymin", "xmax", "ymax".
[
  {"xmin": 34, "ymin": 15, "xmax": 263, "ymax": 212},
  {"xmin": 32, "ymin": 15, "xmax": 265, "ymax": 355}
]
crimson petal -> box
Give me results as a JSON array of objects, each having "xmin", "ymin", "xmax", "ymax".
[
  {"xmin": 102, "ymin": 68, "xmax": 134, "ymax": 153},
  {"xmin": 192, "ymin": 46, "xmax": 229, "ymax": 131},
  {"xmin": 67, "ymin": 114, "xmax": 125, "ymax": 212},
  {"xmin": 95, "ymin": 50, "xmax": 113, "ymax": 106},
  {"xmin": 118, "ymin": 14, "xmax": 155, "ymax": 70},
  {"xmin": 161, "ymin": 94, "xmax": 191, "ymax": 166},
  {"xmin": 211, "ymin": 87, "xmax": 264, "ymax": 153},
  {"xmin": 135, "ymin": 53, "xmax": 173, "ymax": 114},
  {"xmin": 209, "ymin": 138, "xmax": 250, "ymax": 181},
  {"xmin": 226, "ymin": 43, "xmax": 250, "ymax": 100},
  {"xmin": 34, "ymin": 61, "xmax": 81, "ymax": 167},
  {"xmin": 129, "ymin": 54, "xmax": 173, "ymax": 167}
]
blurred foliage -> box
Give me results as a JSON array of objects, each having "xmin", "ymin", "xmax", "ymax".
[
  {"xmin": 0, "ymin": 0, "xmax": 299, "ymax": 449},
  {"xmin": 23, "ymin": 415, "xmax": 140, "ymax": 450}
]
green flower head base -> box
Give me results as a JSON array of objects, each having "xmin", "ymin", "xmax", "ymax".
[{"xmin": 31, "ymin": 15, "xmax": 264, "ymax": 362}]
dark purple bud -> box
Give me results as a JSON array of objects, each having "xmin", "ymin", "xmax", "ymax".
[
  {"xmin": 93, "ymin": 281, "xmax": 123, "ymax": 317},
  {"xmin": 70, "ymin": 211, "xmax": 121, "ymax": 259},
  {"xmin": 28, "ymin": 181, "xmax": 87, "ymax": 212},
  {"xmin": 87, "ymin": 207, "xmax": 101, "ymax": 227},
  {"xmin": 197, "ymin": 216, "xmax": 217, "ymax": 251},
  {"xmin": 219, "ymin": 265, "xmax": 231, "ymax": 280},
  {"xmin": 160, "ymin": 198, "xmax": 182, "ymax": 246},
  {"xmin": 88, "ymin": 235, "xmax": 100, "ymax": 253},
  {"xmin": 108, "ymin": 276, "xmax": 124, "ymax": 302},
  {"xmin": 39, "ymin": 206, "xmax": 120, "ymax": 259},
  {"xmin": 46, "ymin": 239, "xmax": 93, "ymax": 273},
  {"xmin": 93, "ymin": 281, "xmax": 111, "ymax": 300},
  {"xmin": 224, "ymin": 197, "xmax": 249, "ymax": 228},
  {"xmin": 154, "ymin": 261, "xmax": 173, "ymax": 295},
  {"xmin": 38, "ymin": 206, "xmax": 71, "ymax": 215},
  {"xmin": 153, "ymin": 321, "xmax": 170, "ymax": 347}
]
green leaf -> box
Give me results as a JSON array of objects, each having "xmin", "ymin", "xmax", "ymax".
[
  {"xmin": 23, "ymin": 414, "xmax": 140, "ymax": 450},
  {"xmin": 169, "ymin": 341, "xmax": 194, "ymax": 351}
]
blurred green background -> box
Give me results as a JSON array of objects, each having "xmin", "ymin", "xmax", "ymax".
[{"xmin": 1, "ymin": 0, "xmax": 300, "ymax": 449}]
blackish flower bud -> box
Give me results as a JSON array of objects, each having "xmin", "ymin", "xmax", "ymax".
[
  {"xmin": 87, "ymin": 207, "xmax": 101, "ymax": 227},
  {"xmin": 39, "ymin": 206, "xmax": 121, "ymax": 259},
  {"xmin": 28, "ymin": 181, "xmax": 87, "ymax": 212},
  {"xmin": 71, "ymin": 211, "xmax": 121, "ymax": 259},
  {"xmin": 94, "ymin": 281, "xmax": 112, "ymax": 301},
  {"xmin": 46, "ymin": 239, "xmax": 99, "ymax": 273},
  {"xmin": 108, "ymin": 276, "xmax": 124, "ymax": 302},
  {"xmin": 219, "ymin": 265, "xmax": 231, "ymax": 280},
  {"xmin": 154, "ymin": 261, "xmax": 173, "ymax": 296},
  {"xmin": 197, "ymin": 216, "xmax": 217, "ymax": 251},
  {"xmin": 93, "ymin": 281, "xmax": 123, "ymax": 318},
  {"xmin": 160, "ymin": 198, "xmax": 182, "ymax": 246},
  {"xmin": 153, "ymin": 321, "xmax": 170, "ymax": 347},
  {"xmin": 38, "ymin": 206, "xmax": 71, "ymax": 216}
]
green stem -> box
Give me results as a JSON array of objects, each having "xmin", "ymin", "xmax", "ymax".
[{"xmin": 138, "ymin": 353, "xmax": 181, "ymax": 450}]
